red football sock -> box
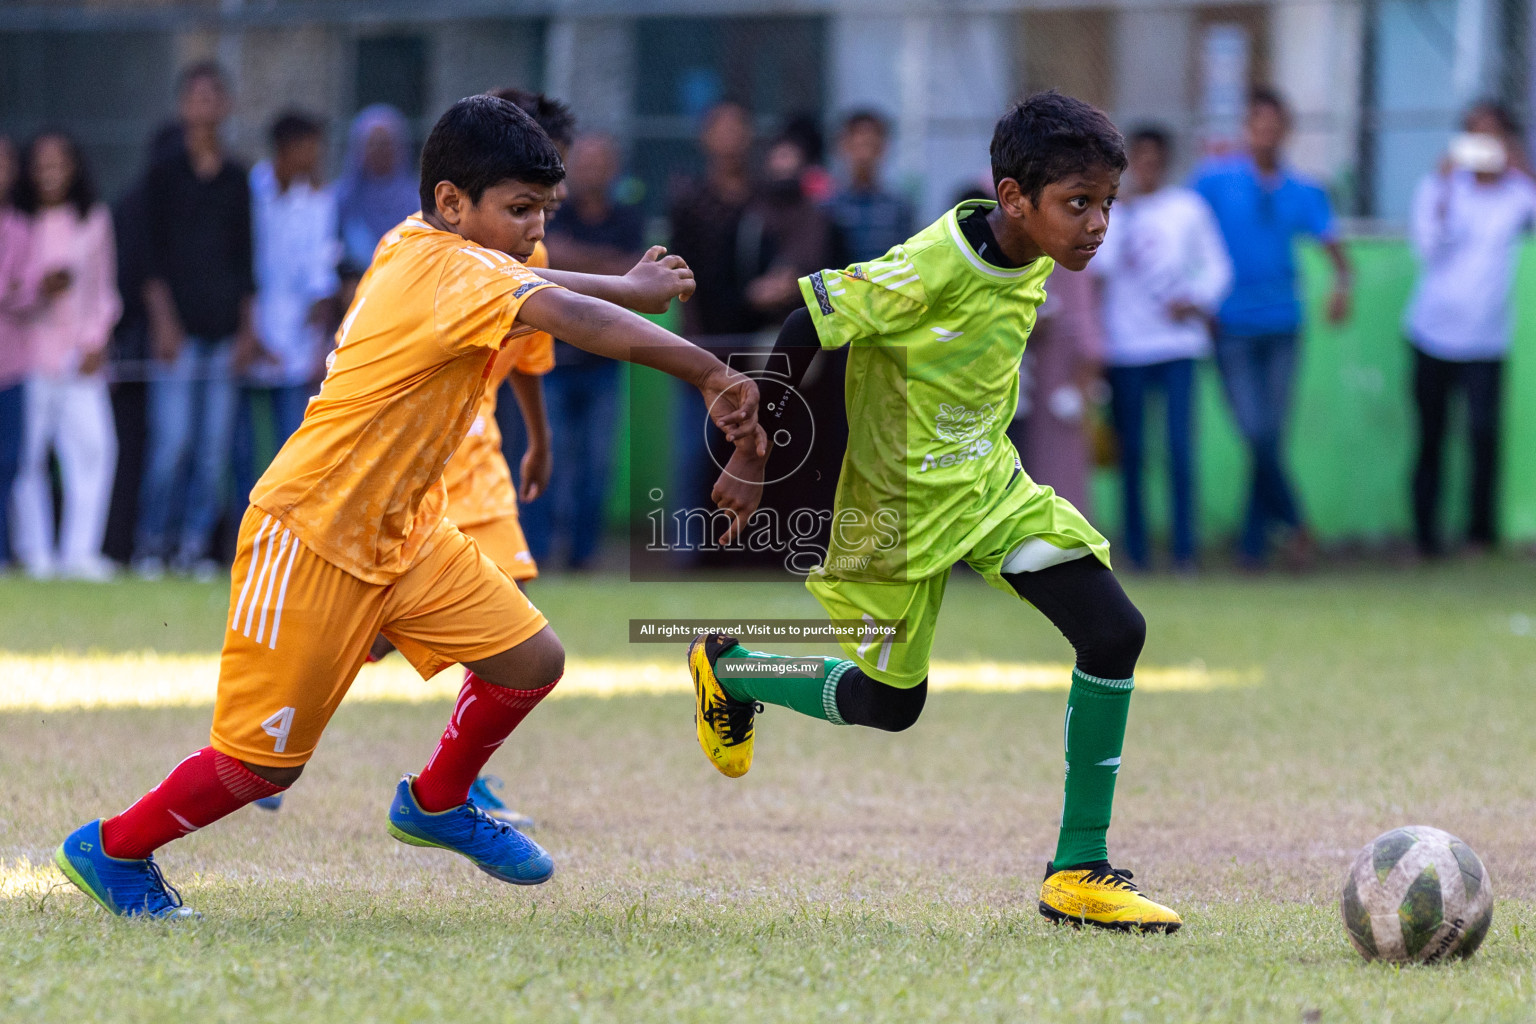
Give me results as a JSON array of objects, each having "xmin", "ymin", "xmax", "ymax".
[
  {"xmin": 413, "ymin": 671, "xmax": 558, "ymax": 812},
  {"xmin": 100, "ymin": 747, "xmax": 285, "ymax": 860}
]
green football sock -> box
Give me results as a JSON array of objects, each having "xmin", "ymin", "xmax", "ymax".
[
  {"xmin": 1053, "ymin": 668, "xmax": 1134, "ymax": 868},
  {"xmin": 714, "ymin": 645, "xmax": 853, "ymax": 724}
]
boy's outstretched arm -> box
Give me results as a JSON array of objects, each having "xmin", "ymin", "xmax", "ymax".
[
  {"xmin": 514, "ymin": 287, "xmax": 763, "ymax": 453},
  {"xmin": 535, "ymin": 245, "xmax": 695, "ymax": 315}
]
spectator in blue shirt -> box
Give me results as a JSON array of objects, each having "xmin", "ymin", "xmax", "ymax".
[
  {"xmin": 825, "ymin": 110, "xmax": 913, "ymax": 264},
  {"xmin": 1194, "ymin": 87, "xmax": 1352, "ymax": 568}
]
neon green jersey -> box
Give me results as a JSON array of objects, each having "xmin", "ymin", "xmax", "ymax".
[{"xmin": 797, "ymin": 199, "xmax": 1055, "ymax": 583}]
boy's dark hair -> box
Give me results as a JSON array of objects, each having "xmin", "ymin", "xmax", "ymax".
[
  {"xmin": 485, "ymin": 87, "xmax": 576, "ymax": 149},
  {"xmin": 178, "ymin": 60, "xmax": 230, "ymax": 97},
  {"xmin": 1128, "ymin": 125, "xmax": 1173, "ymax": 157},
  {"xmin": 1247, "ymin": 86, "xmax": 1290, "ymax": 119},
  {"xmin": 419, "ymin": 94, "xmax": 565, "ymax": 212},
  {"xmin": 13, "ymin": 130, "xmax": 97, "ymax": 218},
  {"xmin": 842, "ymin": 109, "xmax": 890, "ymax": 137},
  {"xmin": 990, "ymin": 91, "xmax": 1126, "ymax": 203},
  {"xmin": 269, "ymin": 110, "xmax": 323, "ymax": 150}
]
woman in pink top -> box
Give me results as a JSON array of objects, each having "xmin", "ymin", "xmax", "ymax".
[{"xmin": 12, "ymin": 131, "xmax": 121, "ymax": 580}]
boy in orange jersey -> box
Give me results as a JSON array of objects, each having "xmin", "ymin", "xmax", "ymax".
[{"xmin": 55, "ymin": 94, "xmax": 760, "ymax": 918}]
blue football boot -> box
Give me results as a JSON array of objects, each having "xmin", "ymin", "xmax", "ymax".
[
  {"xmin": 254, "ymin": 794, "xmax": 284, "ymax": 811},
  {"xmin": 387, "ymin": 775, "xmax": 553, "ymax": 885},
  {"xmin": 468, "ymin": 775, "xmax": 535, "ymax": 831},
  {"xmin": 54, "ymin": 820, "xmax": 199, "ymax": 919}
]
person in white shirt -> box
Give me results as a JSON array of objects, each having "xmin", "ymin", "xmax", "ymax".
[
  {"xmin": 233, "ymin": 111, "xmax": 339, "ymax": 505},
  {"xmin": 1092, "ymin": 127, "xmax": 1232, "ymax": 571},
  {"xmin": 1404, "ymin": 101, "xmax": 1536, "ymax": 556}
]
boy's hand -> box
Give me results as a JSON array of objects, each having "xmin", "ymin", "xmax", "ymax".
[
  {"xmin": 78, "ymin": 346, "xmax": 108, "ymax": 376},
  {"xmin": 698, "ymin": 364, "xmax": 764, "ymax": 455},
  {"xmin": 712, "ymin": 436, "xmax": 767, "ymax": 545},
  {"xmin": 624, "ymin": 246, "xmax": 696, "ymax": 314},
  {"xmin": 233, "ymin": 330, "xmax": 275, "ymax": 374},
  {"xmin": 40, "ymin": 268, "xmax": 72, "ymax": 298},
  {"xmin": 149, "ymin": 315, "xmax": 184, "ymax": 364},
  {"xmin": 518, "ymin": 441, "xmax": 551, "ymax": 503},
  {"xmin": 1326, "ymin": 284, "xmax": 1351, "ymax": 324}
]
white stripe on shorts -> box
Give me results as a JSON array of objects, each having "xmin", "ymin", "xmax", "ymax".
[
  {"xmin": 267, "ymin": 534, "xmax": 301, "ymax": 650},
  {"xmin": 232, "ymin": 515, "xmax": 272, "ymax": 630}
]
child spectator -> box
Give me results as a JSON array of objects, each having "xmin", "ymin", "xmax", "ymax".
[
  {"xmin": 233, "ymin": 111, "xmax": 339, "ymax": 505},
  {"xmin": 1094, "ymin": 127, "xmax": 1232, "ymax": 571},
  {"xmin": 11, "ymin": 131, "xmax": 121, "ymax": 580},
  {"xmin": 134, "ymin": 62, "xmax": 256, "ymax": 578},
  {"xmin": 1404, "ymin": 101, "xmax": 1536, "ymax": 556},
  {"xmin": 826, "ymin": 110, "xmax": 914, "ymax": 264}
]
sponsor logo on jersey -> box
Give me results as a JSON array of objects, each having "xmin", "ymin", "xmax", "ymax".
[
  {"xmin": 931, "ymin": 327, "xmax": 964, "ymax": 343},
  {"xmin": 933, "ymin": 402, "xmax": 997, "ymax": 444},
  {"xmin": 920, "ymin": 402, "xmax": 1001, "ymax": 473},
  {"xmin": 919, "ymin": 437, "xmax": 995, "ymax": 473}
]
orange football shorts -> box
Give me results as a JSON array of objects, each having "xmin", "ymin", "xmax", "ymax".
[{"xmin": 209, "ymin": 505, "xmax": 548, "ymax": 767}]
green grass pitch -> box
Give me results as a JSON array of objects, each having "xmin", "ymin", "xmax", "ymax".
[{"xmin": 0, "ymin": 561, "xmax": 1532, "ymax": 1022}]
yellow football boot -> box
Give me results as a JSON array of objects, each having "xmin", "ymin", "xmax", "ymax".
[
  {"xmin": 688, "ymin": 633, "xmax": 760, "ymax": 778},
  {"xmin": 1039, "ymin": 862, "xmax": 1182, "ymax": 933}
]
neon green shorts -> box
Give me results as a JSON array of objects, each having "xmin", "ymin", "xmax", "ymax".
[{"xmin": 805, "ymin": 482, "xmax": 1110, "ymax": 687}]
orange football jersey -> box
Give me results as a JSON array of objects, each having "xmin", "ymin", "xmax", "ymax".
[{"xmin": 250, "ymin": 215, "xmax": 558, "ymax": 583}]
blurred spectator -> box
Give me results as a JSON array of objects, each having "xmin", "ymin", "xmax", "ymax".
[
  {"xmin": 744, "ymin": 133, "xmax": 838, "ymax": 323},
  {"xmin": 669, "ymin": 102, "xmax": 760, "ymax": 341},
  {"xmin": 134, "ymin": 62, "xmax": 255, "ymax": 579},
  {"xmin": 666, "ymin": 103, "xmax": 762, "ymax": 517},
  {"xmin": 1094, "ymin": 127, "xmax": 1232, "ymax": 571},
  {"xmin": 103, "ymin": 123, "xmax": 182, "ymax": 565},
  {"xmin": 11, "ymin": 131, "xmax": 121, "ymax": 580},
  {"xmin": 1194, "ymin": 87, "xmax": 1352, "ymax": 569},
  {"xmin": 534, "ymin": 133, "xmax": 644, "ymax": 569},
  {"xmin": 1009, "ymin": 266, "xmax": 1102, "ymax": 516},
  {"xmin": 0, "ymin": 135, "xmax": 40, "ymax": 571},
  {"xmin": 1404, "ymin": 101, "xmax": 1536, "ymax": 557},
  {"xmin": 335, "ymin": 104, "xmax": 418, "ymax": 276},
  {"xmin": 232, "ymin": 111, "xmax": 339, "ymax": 507},
  {"xmin": 826, "ymin": 110, "xmax": 914, "ymax": 263}
]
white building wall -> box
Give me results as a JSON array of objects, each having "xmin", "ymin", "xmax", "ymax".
[
  {"xmin": 830, "ymin": 11, "xmax": 1016, "ymax": 221},
  {"xmin": 545, "ymin": 17, "xmax": 635, "ymax": 141},
  {"xmin": 1270, "ymin": 0, "xmax": 1364, "ymax": 185}
]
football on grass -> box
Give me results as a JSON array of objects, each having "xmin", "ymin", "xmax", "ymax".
[{"xmin": 1340, "ymin": 825, "xmax": 1493, "ymax": 963}]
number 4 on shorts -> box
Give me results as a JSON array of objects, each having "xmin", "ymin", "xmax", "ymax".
[{"xmin": 261, "ymin": 707, "xmax": 296, "ymax": 754}]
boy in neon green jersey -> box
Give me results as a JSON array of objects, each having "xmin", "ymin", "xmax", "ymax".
[{"xmin": 692, "ymin": 92, "xmax": 1181, "ymax": 932}]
